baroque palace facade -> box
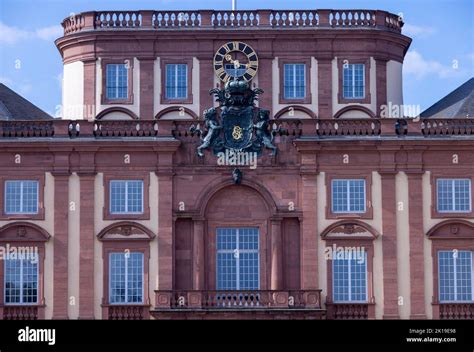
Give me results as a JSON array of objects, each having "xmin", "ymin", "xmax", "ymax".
[{"xmin": 0, "ymin": 8, "xmax": 473, "ymax": 320}]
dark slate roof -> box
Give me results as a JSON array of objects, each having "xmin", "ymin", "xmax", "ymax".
[
  {"xmin": 421, "ymin": 78, "xmax": 474, "ymax": 118},
  {"xmin": 0, "ymin": 84, "xmax": 53, "ymax": 120}
]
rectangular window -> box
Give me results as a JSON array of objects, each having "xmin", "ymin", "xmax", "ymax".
[
  {"xmin": 165, "ymin": 64, "xmax": 188, "ymax": 99},
  {"xmin": 333, "ymin": 251, "xmax": 368, "ymax": 302},
  {"xmin": 110, "ymin": 180, "xmax": 144, "ymax": 214},
  {"xmin": 438, "ymin": 251, "xmax": 473, "ymax": 302},
  {"xmin": 106, "ymin": 64, "xmax": 128, "ymax": 100},
  {"xmin": 216, "ymin": 228, "xmax": 259, "ymax": 290},
  {"xmin": 109, "ymin": 252, "xmax": 144, "ymax": 304},
  {"xmin": 5, "ymin": 180, "xmax": 39, "ymax": 214},
  {"xmin": 343, "ymin": 63, "xmax": 365, "ymax": 99},
  {"xmin": 437, "ymin": 179, "xmax": 471, "ymax": 212},
  {"xmin": 283, "ymin": 64, "xmax": 305, "ymax": 99},
  {"xmin": 5, "ymin": 254, "xmax": 38, "ymax": 304},
  {"xmin": 331, "ymin": 179, "xmax": 366, "ymax": 213}
]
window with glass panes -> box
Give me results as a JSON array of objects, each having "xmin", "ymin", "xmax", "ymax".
[
  {"xmin": 283, "ymin": 64, "xmax": 305, "ymax": 99},
  {"xmin": 165, "ymin": 64, "xmax": 188, "ymax": 99},
  {"xmin": 437, "ymin": 179, "xmax": 471, "ymax": 212},
  {"xmin": 331, "ymin": 179, "xmax": 366, "ymax": 213},
  {"xmin": 343, "ymin": 64, "xmax": 365, "ymax": 99},
  {"xmin": 4, "ymin": 253, "xmax": 39, "ymax": 304},
  {"xmin": 106, "ymin": 64, "xmax": 128, "ymax": 100},
  {"xmin": 216, "ymin": 228, "xmax": 259, "ymax": 290},
  {"xmin": 333, "ymin": 251, "xmax": 368, "ymax": 302},
  {"xmin": 4, "ymin": 180, "xmax": 39, "ymax": 214},
  {"xmin": 110, "ymin": 180, "xmax": 143, "ymax": 214},
  {"xmin": 109, "ymin": 252, "xmax": 144, "ymax": 304},
  {"xmin": 438, "ymin": 251, "xmax": 473, "ymax": 302}
]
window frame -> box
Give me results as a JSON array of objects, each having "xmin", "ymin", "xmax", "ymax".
[
  {"xmin": 331, "ymin": 178, "xmax": 367, "ymax": 214},
  {"xmin": 323, "ymin": 226, "xmax": 377, "ymax": 319},
  {"xmin": 4, "ymin": 180, "xmax": 39, "ymax": 215},
  {"xmin": 103, "ymin": 174, "xmax": 150, "ymax": 221},
  {"xmin": 427, "ymin": 220, "xmax": 474, "ymax": 318},
  {"xmin": 278, "ymin": 58, "xmax": 311, "ymax": 104},
  {"xmin": 332, "ymin": 250, "xmax": 368, "ymax": 303},
  {"xmin": 165, "ymin": 63, "xmax": 189, "ymax": 100},
  {"xmin": 437, "ymin": 250, "xmax": 473, "ymax": 303},
  {"xmin": 0, "ymin": 176, "xmax": 45, "ymax": 220},
  {"xmin": 4, "ymin": 254, "xmax": 39, "ymax": 305},
  {"xmin": 431, "ymin": 174, "xmax": 474, "ymax": 219},
  {"xmin": 108, "ymin": 251, "xmax": 145, "ymax": 305},
  {"xmin": 342, "ymin": 63, "xmax": 365, "ymax": 99},
  {"xmin": 101, "ymin": 58, "xmax": 134, "ymax": 105},
  {"xmin": 216, "ymin": 227, "xmax": 260, "ymax": 291},
  {"xmin": 326, "ymin": 173, "xmax": 373, "ymax": 219},
  {"xmin": 99, "ymin": 222, "xmax": 154, "ymax": 319},
  {"xmin": 0, "ymin": 223, "xmax": 49, "ymax": 319},
  {"xmin": 109, "ymin": 180, "xmax": 144, "ymax": 215},
  {"xmin": 337, "ymin": 58, "xmax": 371, "ymax": 104},
  {"xmin": 160, "ymin": 58, "xmax": 193, "ymax": 104},
  {"xmin": 283, "ymin": 63, "xmax": 306, "ymax": 100},
  {"xmin": 436, "ymin": 178, "xmax": 472, "ymax": 213}
]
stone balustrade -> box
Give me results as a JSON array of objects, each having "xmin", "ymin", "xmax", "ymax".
[
  {"xmin": 61, "ymin": 9, "xmax": 404, "ymax": 35},
  {"xmin": 1, "ymin": 118, "xmax": 473, "ymax": 140},
  {"xmin": 154, "ymin": 289, "xmax": 322, "ymax": 309}
]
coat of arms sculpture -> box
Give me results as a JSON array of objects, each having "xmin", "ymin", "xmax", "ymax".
[{"xmin": 191, "ymin": 78, "xmax": 278, "ymax": 158}]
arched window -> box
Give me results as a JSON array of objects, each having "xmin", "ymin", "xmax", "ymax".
[
  {"xmin": 321, "ymin": 220, "xmax": 379, "ymax": 319},
  {"xmin": 427, "ymin": 220, "xmax": 474, "ymax": 319},
  {"xmin": 98, "ymin": 222, "xmax": 155, "ymax": 320},
  {"xmin": 0, "ymin": 222, "xmax": 50, "ymax": 320}
]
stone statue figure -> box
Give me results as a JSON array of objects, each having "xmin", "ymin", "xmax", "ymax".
[
  {"xmin": 232, "ymin": 168, "xmax": 242, "ymax": 184},
  {"xmin": 255, "ymin": 109, "xmax": 278, "ymax": 156},
  {"xmin": 194, "ymin": 107, "xmax": 222, "ymax": 157}
]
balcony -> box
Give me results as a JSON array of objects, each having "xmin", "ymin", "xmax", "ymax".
[
  {"xmin": 1, "ymin": 118, "xmax": 473, "ymax": 140},
  {"xmin": 61, "ymin": 9, "xmax": 403, "ymax": 35},
  {"xmin": 104, "ymin": 305, "xmax": 150, "ymax": 320},
  {"xmin": 326, "ymin": 303, "xmax": 375, "ymax": 320},
  {"xmin": 151, "ymin": 290, "xmax": 325, "ymax": 319},
  {"xmin": 1, "ymin": 305, "xmax": 40, "ymax": 320},
  {"xmin": 437, "ymin": 303, "xmax": 474, "ymax": 320}
]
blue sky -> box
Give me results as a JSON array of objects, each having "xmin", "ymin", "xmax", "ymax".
[{"xmin": 0, "ymin": 0, "xmax": 473, "ymax": 117}]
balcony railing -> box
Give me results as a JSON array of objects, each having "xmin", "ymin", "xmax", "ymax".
[
  {"xmin": 438, "ymin": 303, "xmax": 474, "ymax": 320},
  {"xmin": 2, "ymin": 305, "xmax": 39, "ymax": 320},
  {"xmin": 61, "ymin": 9, "xmax": 404, "ymax": 35},
  {"xmin": 154, "ymin": 290, "xmax": 322, "ymax": 310},
  {"xmin": 326, "ymin": 303, "xmax": 373, "ymax": 319},
  {"xmin": 421, "ymin": 118, "xmax": 474, "ymax": 136},
  {"xmin": 105, "ymin": 305, "xmax": 149, "ymax": 320},
  {"xmin": 1, "ymin": 118, "xmax": 473, "ymax": 140}
]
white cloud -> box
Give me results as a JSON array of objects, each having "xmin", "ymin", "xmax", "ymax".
[
  {"xmin": 404, "ymin": 50, "xmax": 461, "ymax": 79},
  {"xmin": 36, "ymin": 25, "xmax": 63, "ymax": 41},
  {"xmin": 403, "ymin": 23, "xmax": 436, "ymax": 38},
  {"xmin": 0, "ymin": 21, "xmax": 62, "ymax": 44},
  {"xmin": 0, "ymin": 22, "xmax": 29, "ymax": 44}
]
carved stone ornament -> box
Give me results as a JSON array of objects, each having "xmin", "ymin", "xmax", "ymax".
[
  {"xmin": 450, "ymin": 225, "xmax": 459, "ymax": 234},
  {"xmin": 17, "ymin": 226, "xmax": 27, "ymax": 238},
  {"xmin": 121, "ymin": 226, "xmax": 132, "ymax": 236},
  {"xmin": 191, "ymin": 78, "xmax": 280, "ymax": 158}
]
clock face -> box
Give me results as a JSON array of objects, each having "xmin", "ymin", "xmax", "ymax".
[{"xmin": 213, "ymin": 41, "xmax": 258, "ymax": 82}]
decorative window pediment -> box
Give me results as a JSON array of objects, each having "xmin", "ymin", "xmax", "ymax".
[
  {"xmin": 321, "ymin": 220, "xmax": 380, "ymax": 241},
  {"xmin": 427, "ymin": 220, "xmax": 474, "ymax": 239},
  {"xmin": 0, "ymin": 222, "xmax": 50, "ymax": 242},
  {"xmin": 97, "ymin": 222, "xmax": 155, "ymax": 241}
]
